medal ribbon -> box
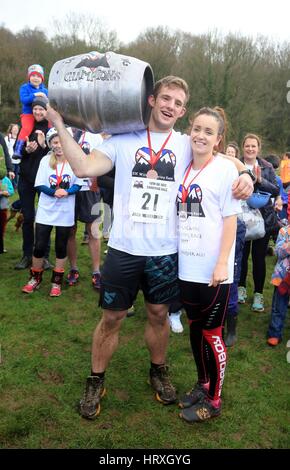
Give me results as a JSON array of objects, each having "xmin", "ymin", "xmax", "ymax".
[
  {"xmin": 181, "ymin": 156, "xmax": 213, "ymax": 203},
  {"xmin": 55, "ymin": 161, "xmax": 66, "ymax": 187},
  {"xmin": 146, "ymin": 128, "xmax": 172, "ymax": 169}
]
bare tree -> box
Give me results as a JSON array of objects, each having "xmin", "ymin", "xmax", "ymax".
[
  {"xmin": 121, "ymin": 27, "xmax": 180, "ymax": 83},
  {"xmin": 0, "ymin": 24, "xmax": 289, "ymax": 151},
  {"xmin": 51, "ymin": 11, "xmax": 119, "ymax": 51}
]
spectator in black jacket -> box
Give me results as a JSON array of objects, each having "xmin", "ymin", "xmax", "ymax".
[
  {"xmin": 15, "ymin": 96, "xmax": 52, "ymax": 270},
  {"xmin": 238, "ymin": 133, "xmax": 280, "ymax": 312}
]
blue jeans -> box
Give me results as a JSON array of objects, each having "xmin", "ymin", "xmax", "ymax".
[
  {"xmin": 228, "ymin": 282, "xmax": 238, "ymax": 316},
  {"xmin": 267, "ymin": 287, "xmax": 289, "ymax": 339},
  {"xmin": 12, "ymin": 163, "xmax": 20, "ymax": 189},
  {"xmin": 227, "ymin": 220, "xmax": 246, "ymax": 318}
]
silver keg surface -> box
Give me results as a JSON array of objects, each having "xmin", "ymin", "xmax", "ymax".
[
  {"xmin": 48, "ymin": 51, "xmax": 154, "ymax": 134},
  {"xmin": 49, "ymin": 63, "xmax": 87, "ymax": 130},
  {"xmin": 141, "ymin": 66, "xmax": 154, "ymax": 125}
]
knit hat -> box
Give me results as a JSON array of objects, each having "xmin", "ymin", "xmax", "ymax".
[
  {"xmin": 46, "ymin": 127, "xmax": 58, "ymax": 148},
  {"xmin": 32, "ymin": 95, "xmax": 48, "ymax": 110},
  {"xmin": 28, "ymin": 64, "xmax": 44, "ymax": 82}
]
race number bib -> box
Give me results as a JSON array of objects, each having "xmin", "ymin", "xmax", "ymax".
[{"xmin": 129, "ymin": 177, "xmax": 173, "ymax": 224}]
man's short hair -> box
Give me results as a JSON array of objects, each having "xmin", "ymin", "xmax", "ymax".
[{"xmin": 153, "ymin": 76, "xmax": 190, "ymax": 105}]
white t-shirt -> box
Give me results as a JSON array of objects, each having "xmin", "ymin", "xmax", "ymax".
[
  {"xmin": 77, "ymin": 131, "xmax": 103, "ymax": 191},
  {"xmin": 178, "ymin": 154, "xmax": 242, "ymax": 284},
  {"xmin": 99, "ymin": 129, "xmax": 192, "ymax": 256},
  {"xmin": 34, "ymin": 154, "xmax": 83, "ymax": 227},
  {"xmin": 5, "ymin": 136, "xmax": 19, "ymax": 164}
]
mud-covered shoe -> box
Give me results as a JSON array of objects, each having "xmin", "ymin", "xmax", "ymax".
[
  {"xmin": 22, "ymin": 277, "xmax": 41, "ymax": 293},
  {"xmin": 238, "ymin": 286, "xmax": 247, "ymax": 304},
  {"xmin": 22, "ymin": 269, "xmax": 43, "ymax": 293},
  {"xmin": 179, "ymin": 397, "xmax": 221, "ymax": 423},
  {"xmin": 79, "ymin": 375, "xmax": 106, "ymax": 420},
  {"xmin": 50, "ymin": 283, "xmax": 62, "ymax": 297},
  {"xmin": 66, "ymin": 269, "xmax": 79, "ymax": 286},
  {"xmin": 50, "ymin": 270, "xmax": 64, "ymax": 297},
  {"xmin": 179, "ymin": 382, "xmax": 208, "ymax": 409},
  {"xmin": 252, "ymin": 292, "xmax": 264, "ymax": 312},
  {"xmin": 149, "ymin": 365, "xmax": 177, "ymax": 405}
]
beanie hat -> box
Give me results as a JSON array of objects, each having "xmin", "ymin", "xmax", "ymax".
[
  {"xmin": 27, "ymin": 64, "xmax": 44, "ymax": 82},
  {"xmin": 32, "ymin": 95, "xmax": 48, "ymax": 110},
  {"xmin": 46, "ymin": 127, "xmax": 58, "ymax": 148}
]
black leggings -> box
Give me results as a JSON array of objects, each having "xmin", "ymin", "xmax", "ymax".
[
  {"xmin": 34, "ymin": 223, "xmax": 71, "ymax": 259},
  {"xmin": 239, "ymin": 233, "xmax": 271, "ymax": 293},
  {"xmin": 180, "ymin": 280, "xmax": 230, "ymax": 401}
]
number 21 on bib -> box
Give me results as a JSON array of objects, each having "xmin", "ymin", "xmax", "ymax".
[{"xmin": 129, "ymin": 177, "xmax": 173, "ymax": 224}]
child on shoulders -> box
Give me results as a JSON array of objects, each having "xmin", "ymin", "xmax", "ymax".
[{"xmin": 13, "ymin": 64, "xmax": 48, "ymax": 159}]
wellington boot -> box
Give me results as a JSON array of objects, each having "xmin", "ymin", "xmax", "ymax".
[{"xmin": 225, "ymin": 315, "xmax": 237, "ymax": 347}]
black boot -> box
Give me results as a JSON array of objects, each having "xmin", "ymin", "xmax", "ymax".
[{"xmin": 225, "ymin": 315, "xmax": 237, "ymax": 347}]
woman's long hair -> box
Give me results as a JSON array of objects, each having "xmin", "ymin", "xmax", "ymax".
[{"xmin": 49, "ymin": 150, "xmax": 58, "ymax": 170}]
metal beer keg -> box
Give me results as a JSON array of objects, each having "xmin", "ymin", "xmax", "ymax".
[{"xmin": 48, "ymin": 51, "xmax": 154, "ymax": 134}]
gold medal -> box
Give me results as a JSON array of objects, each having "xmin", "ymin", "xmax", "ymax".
[{"xmin": 147, "ymin": 169, "xmax": 158, "ymax": 179}]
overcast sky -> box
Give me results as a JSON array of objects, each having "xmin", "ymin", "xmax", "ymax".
[{"xmin": 2, "ymin": 0, "xmax": 290, "ymax": 44}]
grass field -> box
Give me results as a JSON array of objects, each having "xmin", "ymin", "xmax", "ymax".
[{"xmin": 0, "ymin": 200, "xmax": 289, "ymax": 450}]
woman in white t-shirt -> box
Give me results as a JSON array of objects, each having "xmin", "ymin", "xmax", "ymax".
[
  {"xmin": 22, "ymin": 128, "xmax": 82, "ymax": 297},
  {"xmin": 177, "ymin": 107, "xmax": 241, "ymax": 423},
  {"xmin": 5, "ymin": 123, "xmax": 19, "ymax": 187}
]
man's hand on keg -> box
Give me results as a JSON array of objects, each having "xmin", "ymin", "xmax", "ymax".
[{"xmin": 46, "ymin": 104, "xmax": 64, "ymax": 128}]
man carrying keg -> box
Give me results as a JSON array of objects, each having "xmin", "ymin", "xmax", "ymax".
[{"xmin": 47, "ymin": 76, "xmax": 253, "ymax": 420}]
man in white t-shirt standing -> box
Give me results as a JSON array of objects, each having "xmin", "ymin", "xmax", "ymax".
[{"xmin": 47, "ymin": 76, "xmax": 253, "ymax": 420}]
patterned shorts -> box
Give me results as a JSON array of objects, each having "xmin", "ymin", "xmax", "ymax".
[{"xmin": 99, "ymin": 247, "xmax": 179, "ymax": 310}]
